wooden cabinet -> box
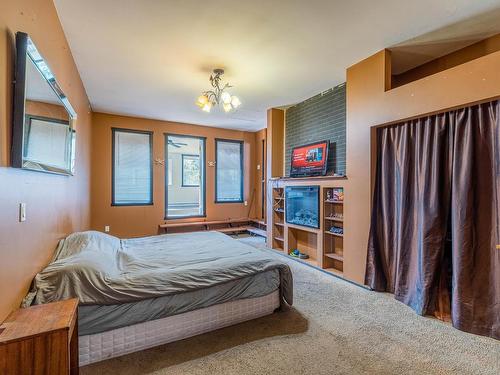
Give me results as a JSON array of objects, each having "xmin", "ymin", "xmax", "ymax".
[
  {"xmin": 267, "ymin": 177, "xmax": 357, "ymax": 281},
  {"xmin": 0, "ymin": 298, "xmax": 79, "ymax": 375}
]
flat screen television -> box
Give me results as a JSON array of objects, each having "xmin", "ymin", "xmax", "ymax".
[{"xmin": 290, "ymin": 140, "xmax": 329, "ymax": 177}]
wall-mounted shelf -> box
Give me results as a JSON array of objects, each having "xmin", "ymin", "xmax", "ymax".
[{"xmin": 269, "ymin": 175, "xmax": 347, "ymax": 182}]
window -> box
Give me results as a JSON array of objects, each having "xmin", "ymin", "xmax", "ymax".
[
  {"xmin": 112, "ymin": 128, "xmax": 152, "ymax": 205},
  {"xmin": 166, "ymin": 135, "xmax": 206, "ymax": 218},
  {"xmin": 24, "ymin": 116, "xmax": 72, "ymax": 170},
  {"xmin": 215, "ymin": 139, "xmax": 243, "ymax": 203},
  {"xmin": 167, "ymin": 159, "xmax": 173, "ymax": 186},
  {"xmin": 182, "ymin": 154, "xmax": 200, "ymax": 187}
]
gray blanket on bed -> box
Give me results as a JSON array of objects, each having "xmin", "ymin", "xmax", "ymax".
[{"xmin": 28, "ymin": 231, "xmax": 293, "ymax": 307}]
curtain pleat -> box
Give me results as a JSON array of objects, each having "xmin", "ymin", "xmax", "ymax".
[
  {"xmin": 366, "ymin": 99, "xmax": 500, "ymax": 339},
  {"xmin": 366, "ymin": 115, "xmax": 453, "ymax": 315},
  {"xmin": 450, "ymin": 101, "xmax": 500, "ymax": 339}
]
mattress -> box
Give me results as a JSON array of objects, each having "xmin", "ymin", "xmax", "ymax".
[
  {"xmin": 79, "ymin": 290, "xmax": 280, "ymax": 366},
  {"xmin": 29, "ymin": 231, "xmax": 293, "ymax": 309},
  {"xmin": 79, "ymin": 269, "xmax": 280, "ymax": 335}
]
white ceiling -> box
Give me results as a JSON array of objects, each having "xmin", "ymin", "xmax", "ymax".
[
  {"xmin": 53, "ymin": 0, "xmax": 500, "ymax": 131},
  {"xmin": 26, "ymin": 58, "xmax": 62, "ymax": 106}
]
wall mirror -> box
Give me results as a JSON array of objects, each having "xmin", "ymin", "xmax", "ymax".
[{"xmin": 12, "ymin": 32, "xmax": 77, "ymax": 175}]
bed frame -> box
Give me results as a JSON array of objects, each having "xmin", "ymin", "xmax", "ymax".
[{"xmin": 79, "ymin": 290, "xmax": 280, "ymax": 366}]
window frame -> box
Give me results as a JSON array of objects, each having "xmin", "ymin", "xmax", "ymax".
[
  {"xmin": 164, "ymin": 133, "xmax": 207, "ymax": 220},
  {"xmin": 181, "ymin": 154, "xmax": 201, "ymax": 187},
  {"xmin": 215, "ymin": 138, "xmax": 244, "ymax": 204},
  {"xmin": 23, "ymin": 114, "xmax": 72, "ymax": 170},
  {"xmin": 111, "ymin": 127, "xmax": 154, "ymax": 206}
]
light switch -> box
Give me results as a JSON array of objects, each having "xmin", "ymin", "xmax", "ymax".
[
  {"xmin": 257, "ymin": 164, "xmax": 261, "ymax": 170},
  {"xmin": 104, "ymin": 226, "xmax": 110, "ymax": 233},
  {"xmin": 19, "ymin": 203, "xmax": 26, "ymax": 222}
]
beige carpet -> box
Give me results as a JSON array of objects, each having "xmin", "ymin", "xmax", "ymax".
[{"xmin": 81, "ymin": 236, "xmax": 500, "ymax": 375}]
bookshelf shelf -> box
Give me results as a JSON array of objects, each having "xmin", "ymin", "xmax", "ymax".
[
  {"xmin": 325, "ymin": 252, "xmax": 344, "ymax": 261},
  {"xmin": 323, "ymin": 187, "xmax": 344, "ymax": 276},
  {"xmin": 272, "ymin": 187, "xmax": 285, "ymax": 251},
  {"xmin": 324, "ymin": 231, "xmax": 343, "ymax": 238},
  {"xmin": 325, "ymin": 217, "xmax": 343, "ymax": 223}
]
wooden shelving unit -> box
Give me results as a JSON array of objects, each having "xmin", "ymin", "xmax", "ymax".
[
  {"xmin": 272, "ymin": 187, "xmax": 285, "ymax": 251},
  {"xmin": 267, "ymin": 180, "xmax": 349, "ymax": 280},
  {"xmin": 323, "ymin": 187, "xmax": 344, "ymax": 276},
  {"xmin": 287, "ymin": 225, "xmax": 320, "ymax": 268}
]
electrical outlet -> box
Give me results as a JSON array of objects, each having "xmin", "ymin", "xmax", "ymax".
[
  {"xmin": 104, "ymin": 226, "xmax": 110, "ymax": 233},
  {"xmin": 257, "ymin": 164, "xmax": 261, "ymax": 170},
  {"xmin": 244, "ymin": 201, "xmax": 248, "ymax": 206},
  {"xmin": 19, "ymin": 203, "xmax": 26, "ymax": 222}
]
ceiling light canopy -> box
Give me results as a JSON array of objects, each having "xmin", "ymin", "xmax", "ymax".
[{"xmin": 196, "ymin": 69, "xmax": 241, "ymax": 113}]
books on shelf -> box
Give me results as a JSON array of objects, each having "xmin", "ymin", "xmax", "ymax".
[
  {"xmin": 329, "ymin": 226, "xmax": 343, "ymax": 234},
  {"xmin": 325, "ymin": 213, "xmax": 343, "ymax": 221},
  {"xmin": 326, "ymin": 187, "xmax": 344, "ymax": 203}
]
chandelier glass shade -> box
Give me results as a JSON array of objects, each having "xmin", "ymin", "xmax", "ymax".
[{"xmin": 196, "ymin": 69, "xmax": 241, "ymax": 113}]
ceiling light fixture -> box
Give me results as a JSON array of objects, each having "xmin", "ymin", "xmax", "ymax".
[{"xmin": 196, "ymin": 69, "xmax": 241, "ymax": 113}]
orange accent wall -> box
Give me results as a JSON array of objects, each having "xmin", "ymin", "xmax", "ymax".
[
  {"xmin": 392, "ymin": 33, "xmax": 500, "ymax": 88},
  {"xmin": 25, "ymin": 100, "xmax": 69, "ymax": 121},
  {"xmin": 91, "ymin": 112, "xmax": 259, "ymax": 238},
  {"xmin": 0, "ymin": 0, "xmax": 92, "ymax": 321},
  {"xmin": 344, "ymin": 48, "xmax": 500, "ymax": 284}
]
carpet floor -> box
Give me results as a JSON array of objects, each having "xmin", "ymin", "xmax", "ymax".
[{"xmin": 81, "ymin": 236, "xmax": 500, "ymax": 375}]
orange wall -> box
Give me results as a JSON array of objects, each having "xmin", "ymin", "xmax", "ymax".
[
  {"xmin": 344, "ymin": 48, "xmax": 500, "ymax": 284},
  {"xmin": 26, "ymin": 100, "xmax": 69, "ymax": 121},
  {"xmin": 91, "ymin": 112, "xmax": 259, "ymax": 238},
  {"xmin": 0, "ymin": 0, "xmax": 92, "ymax": 321},
  {"xmin": 392, "ymin": 33, "xmax": 500, "ymax": 88}
]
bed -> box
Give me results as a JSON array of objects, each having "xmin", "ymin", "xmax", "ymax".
[{"xmin": 24, "ymin": 231, "xmax": 293, "ymax": 366}]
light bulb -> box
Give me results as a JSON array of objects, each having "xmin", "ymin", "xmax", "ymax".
[
  {"xmin": 196, "ymin": 95, "xmax": 208, "ymax": 107},
  {"xmin": 231, "ymin": 96, "xmax": 241, "ymax": 108},
  {"xmin": 223, "ymin": 103, "xmax": 232, "ymax": 112},
  {"xmin": 202, "ymin": 102, "xmax": 212, "ymax": 112},
  {"xmin": 221, "ymin": 91, "xmax": 232, "ymax": 104}
]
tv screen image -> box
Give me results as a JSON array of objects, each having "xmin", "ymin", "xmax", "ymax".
[{"xmin": 290, "ymin": 140, "xmax": 329, "ymax": 177}]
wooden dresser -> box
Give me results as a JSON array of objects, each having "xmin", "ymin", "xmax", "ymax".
[{"xmin": 0, "ymin": 298, "xmax": 79, "ymax": 375}]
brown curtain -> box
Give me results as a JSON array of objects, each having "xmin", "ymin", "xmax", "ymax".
[
  {"xmin": 450, "ymin": 101, "xmax": 500, "ymax": 338},
  {"xmin": 366, "ymin": 99, "xmax": 500, "ymax": 340}
]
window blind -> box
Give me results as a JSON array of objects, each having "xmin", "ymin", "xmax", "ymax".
[
  {"xmin": 113, "ymin": 129, "xmax": 152, "ymax": 205},
  {"xmin": 216, "ymin": 140, "xmax": 243, "ymax": 202}
]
